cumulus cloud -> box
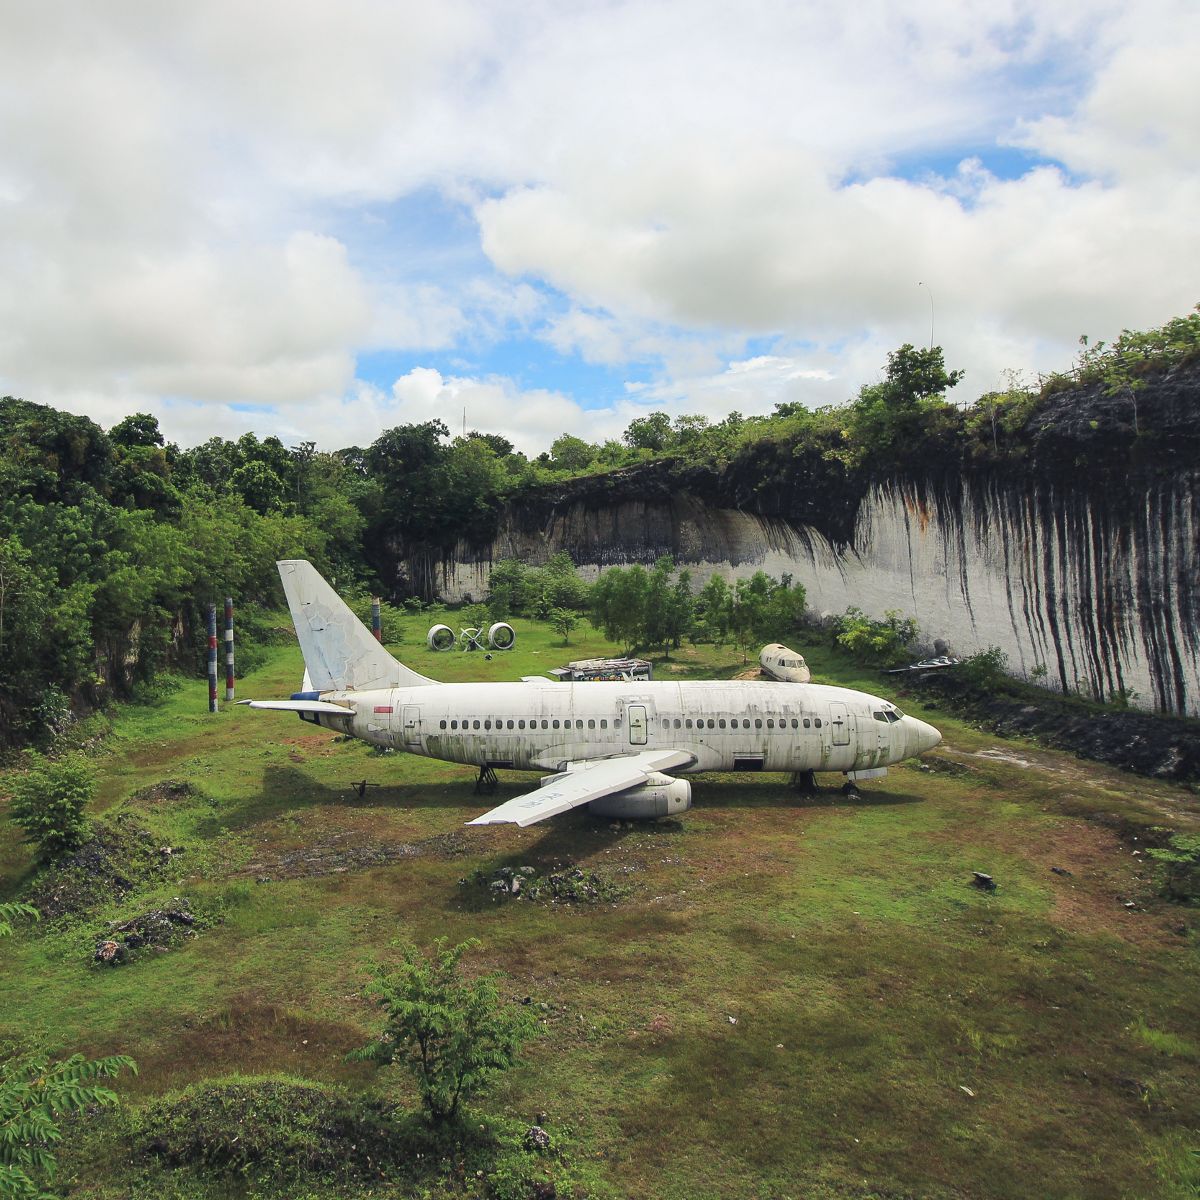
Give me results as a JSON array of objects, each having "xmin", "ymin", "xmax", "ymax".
[{"xmin": 0, "ymin": 0, "xmax": 1195, "ymax": 452}]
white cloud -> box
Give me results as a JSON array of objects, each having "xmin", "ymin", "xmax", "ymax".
[{"xmin": 0, "ymin": 0, "xmax": 1195, "ymax": 451}]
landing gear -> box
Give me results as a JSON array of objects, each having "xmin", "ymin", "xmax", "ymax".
[
  {"xmin": 789, "ymin": 770, "xmax": 819, "ymax": 794},
  {"xmin": 841, "ymin": 781, "xmax": 861, "ymax": 798},
  {"xmin": 474, "ymin": 764, "xmax": 499, "ymax": 795}
]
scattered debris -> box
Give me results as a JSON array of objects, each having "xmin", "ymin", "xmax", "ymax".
[
  {"xmin": 93, "ymin": 899, "xmax": 200, "ymax": 966},
  {"xmin": 971, "ymin": 872, "xmax": 997, "ymax": 893},
  {"xmin": 460, "ymin": 864, "xmax": 627, "ymax": 905},
  {"xmin": 524, "ymin": 1125, "xmax": 551, "ymax": 1152},
  {"xmin": 959, "ymin": 1085, "xmax": 976, "ymax": 1098},
  {"xmin": 1051, "ymin": 866, "xmax": 1073, "ymax": 877}
]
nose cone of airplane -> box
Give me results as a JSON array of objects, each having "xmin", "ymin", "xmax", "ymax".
[{"xmin": 912, "ymin": 718, "xmax": 942, "ymax": 754}]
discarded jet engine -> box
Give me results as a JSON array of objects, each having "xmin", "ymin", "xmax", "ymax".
[{"xmin": 427, "ymin": 622, "xmax": 516, "ymax": 651}]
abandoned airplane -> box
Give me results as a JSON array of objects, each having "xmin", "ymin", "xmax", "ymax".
[
  {"xmin": 759, "ymin": 643, "xmax": 812, "ymax": 684},
  {"xmin": 240, "ymin": 561, "xmax": 941, "ymax": 827}
]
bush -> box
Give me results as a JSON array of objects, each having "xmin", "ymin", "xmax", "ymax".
[
  {"xmin": 7, "ymin": 753, "xmax": 94, "ymax": 861},
  {"xmin": 832, "ymin": 608, "xmax": 918, "ymax": 668},
  {"xmin": 353, "ymin": 938, "xmax": 539, "ymax": 1124},
  {"xmin": 1147, "ymin": 833, "xmax": 1200, "ymax": 904},
  {"xmin": 960, "ymin": 645, "xmax": 1010, "ymax": 688}
]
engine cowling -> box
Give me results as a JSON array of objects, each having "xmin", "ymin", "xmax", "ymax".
[{"xmin": 589, "ymin": 773, "xmax": 692, "ymax": 820}]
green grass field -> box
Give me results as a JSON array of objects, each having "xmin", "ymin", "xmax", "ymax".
[{"xmin": 2, "ymin": 614, "xmax": 1198, "ymax": 1199}]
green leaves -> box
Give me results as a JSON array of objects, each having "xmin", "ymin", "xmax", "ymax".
[
  {"xmin": 0, "ymin": 1052, "xmax": 135, "ymax": 1199},
  {"xmin": 356, "ymin": 939, "xmax": 538, "ymax": 1124},
  {"xmin": 7, "ymin": 754, "xmax": 94, "ymax": 862}
]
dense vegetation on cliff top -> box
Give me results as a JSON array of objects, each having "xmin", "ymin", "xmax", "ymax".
[{"xmin": 1, "ymin": 307, "xmax": 1196, "ymax": 744}]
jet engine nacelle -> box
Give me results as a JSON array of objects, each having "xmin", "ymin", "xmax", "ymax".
[{"xmin": 589, "ymin": 773, "xmax": 692, "ymax": 820}]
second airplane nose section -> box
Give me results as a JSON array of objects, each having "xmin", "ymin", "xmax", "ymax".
[{"xmin": 912, "ymin": 718, "xmax": 942, "ymax": 754}]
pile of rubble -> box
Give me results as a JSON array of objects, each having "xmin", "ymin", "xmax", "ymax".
[
  {"xmin": 94, "ymin": 899, "xmax": 199, "ymax": 966},
  {"xmin": 460, "ymin": 864, "xmax": 626, "ymax": 905}
]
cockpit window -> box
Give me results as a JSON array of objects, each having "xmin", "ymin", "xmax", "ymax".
[
  {"xmin": 886, "ymin": 710, "xmax": 902, "ymax": 723},
  {"xmin": 873, "ymin": 711, "xmax": 888, "ymax": 723}
]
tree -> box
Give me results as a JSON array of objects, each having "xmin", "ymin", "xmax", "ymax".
[
  {"xmin": 8, "ymin": 754, "xmax": 94, "ymax": 861},
  {"xmin": 693, "ymin": 575, "xmax": 732, "ymax": 646},
  {"xmin": 548, "ymin": 434, "xmax": 596, "ymax": 473},
  {"xmin": 548, "ymin": 606, "xmax": 579, "ymax": 644},
  {"xmin": 353, "ymin": 939, "xmax": 537, "ymax": 1125},
  {"xmin": 590, "ymin": 565, "xmax": 648, "ymax": 653},
  {"xmin": 622, "ymin": 411, "xmax": 672, "ymax": 452},
  {"xmin": 485, "ymin": 558, "xmax": 529, "ymax": 619}
]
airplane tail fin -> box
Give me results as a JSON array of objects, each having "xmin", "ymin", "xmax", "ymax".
[{"xmin": 276, "ymin": 560, "xmax": 438, "ymax": 693}]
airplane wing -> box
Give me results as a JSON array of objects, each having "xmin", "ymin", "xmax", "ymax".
[
  {"xmin": 237, "ymin": 699, "xmax": 354, "ymax": 715},
  {"xmin": 466, "ymin": 748, "xmax": 694, "ymax": 827}
]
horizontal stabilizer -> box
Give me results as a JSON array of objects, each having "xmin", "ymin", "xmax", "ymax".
[{"xmin": 237, "ymin": 699, "xmax": 354, "ymax": 715}]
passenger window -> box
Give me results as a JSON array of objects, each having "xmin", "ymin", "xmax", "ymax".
[
  {"xmin": 552, "ymin": 719, "xmax": 560, "ymax": 729},
  {"xmin": 518, "ymin": 719, "xmax": 525, "ymax": 729},
  {"xmin": 439, "ymin": 719, "xmax": 446, "ymax": 729},
  {"xmin": 473, "ymin": 720, "xmax": 480, "ymax": 730},
  {"xmin": 541, "ymin": 719, "xmax": 548, "ymax": 730},
  {"xmin": 814, "ymin": 718, "xmax": 822, "ymax": 728},
  {"xmin": 803, "ymin": 718, "xmax": 810, "ymax": 728},
  {"xmin": 763, "ymin": 719, "xmax": 771, "ymax": 729},
  {"xmin": 685, "ymin": 718, "xmax": 692, "ymax": 728},
  {"xmin": 450, "ymin": 720, "xmax": 457, "ymax": 730},
  {"xmin": 615, "ymin": 719, "xmax": 622, "ymax": 728},
  {"xmin": 601, "ymin": 719, "xmax": 608, "ymax": 729},
  {"xmin": 588, "ymin": 719, "xmax": 595, "ymax": 729},
  {"xmin": 718, "ymin": 718, "xmax": 726, "ymax": 729},
  {"xmin": 674, "ymin": 718, "xmax": 682, "ymax": 729},
  {"xmin": 484, "ymin": 720, "xmax": 491, "ymax": 730},
  {"xmin": 504, "ymin": 719, "xmax": 512, "ymax": 729},
  {"xmin": 707, "ymin": 719, "xmax": 715, "ymax": 729}
]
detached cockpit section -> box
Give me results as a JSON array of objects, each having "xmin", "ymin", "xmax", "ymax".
[{"xmin": 759, "ymin": 644, "xmax": 812, "ymax": 684}]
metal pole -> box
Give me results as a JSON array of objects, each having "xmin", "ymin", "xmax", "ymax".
[
  {"xmin": 371, "ymin": 597, "xmax": 382, "ymax": 642},
  {"xmin": 224, "ymin": 597, "xmax": 235, "ymax": 702},
  {"xmin": 918, "ymin": 281, "xmax": 935, "ymax": 350},
  {"xmin": 207, "ymin": 603, "xmax": 218, "ymax": 713}
]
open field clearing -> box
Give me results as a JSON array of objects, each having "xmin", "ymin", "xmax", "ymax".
[{"xmin": 2, "ymin": 615, "xmax": 1198, "ymax": 1199}]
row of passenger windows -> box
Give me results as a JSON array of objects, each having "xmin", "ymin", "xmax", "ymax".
[
  {"xmin": 437, "ymin": 715, "xmax": 824, "ymax": 732},
  {"xmin": 440, "ymin": 717, "xmax": 618, "ymax": 731}
]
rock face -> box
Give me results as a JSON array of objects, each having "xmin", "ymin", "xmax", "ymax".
[{"xmin": 415, "ymin": 365, "xmax": 1200, "ymax": 716}]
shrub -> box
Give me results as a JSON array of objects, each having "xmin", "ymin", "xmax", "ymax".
[
  {"xmin": 832, "ymin": 608, "xmax": 918, "ymax": 668},
  {"xmin": 960, "ymin": 645, "xmax": 1010, "ymax": 688},
  {"xmin": 7, "ymin": 753, "xmax": 94, "ymax": 861},
  {"xmin": 353, "ymin": 938, "xmax": 539, "ymax": 1124},
  {"xmin": 1147, "ymin": 833, "xmax": 1200, "ymax": 904}
]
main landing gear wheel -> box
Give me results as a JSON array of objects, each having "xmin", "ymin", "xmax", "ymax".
[
  {"xmin": 789, "ymin": 770, "xmax": 819, "ymax": 794},
  {"xmin": 841, "ymin": 781, "xmax": 862, "ymax": 798}
]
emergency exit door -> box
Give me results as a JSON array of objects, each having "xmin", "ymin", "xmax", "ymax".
[
  {"xmin": 402, "ymin": 705, "xmax": 421, "ymax": 749},
  {"xmin": 627, "ymin": 705, "xmax": 648, "ymax": 745},
  {"xmin": 828, "ymin": 701, "xmax": 851, "ymax": 746}
]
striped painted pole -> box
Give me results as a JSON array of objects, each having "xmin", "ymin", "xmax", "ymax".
[
  {"xmin": 371, "ymin": 597, "xmax": 382, "ymax": 642},
  {"xmin": 206, "ymin": 603, "xmax": 218, "ymax": 713},
  {"xmin": 224, "ymin": 596, "xmax": 235, "ymax": 702}
]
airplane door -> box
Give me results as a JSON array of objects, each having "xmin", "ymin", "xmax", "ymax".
[
  {"xmin": 829, "ymin": 701, "xmax": 851, "ymax": 746},
  {"xmin": 402, "ymin": 705, "xmax": 421, "ymax": 749},
  {"xmin": 627, "ymin": 705, "xmax": 648, "ymax": 746}
]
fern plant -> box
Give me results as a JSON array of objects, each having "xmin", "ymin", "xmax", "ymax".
[{"xmin": 0, "ymin": 1053, "xmax": 137, "ymax": 1199}]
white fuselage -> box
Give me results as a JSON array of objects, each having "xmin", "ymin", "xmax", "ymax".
[{"xmin": 302, "ymin": 679, "xmax": 936, "ymax": 776}]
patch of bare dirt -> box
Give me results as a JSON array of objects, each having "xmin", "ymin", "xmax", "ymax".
[{"xmin": 239, "ymin": 830, "xmax": 470, "ymax": 881}]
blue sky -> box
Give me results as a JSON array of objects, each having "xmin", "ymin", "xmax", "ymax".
[{"xmin": 0, "ymin": 0, "xmax": 1196, "ymax": 453}]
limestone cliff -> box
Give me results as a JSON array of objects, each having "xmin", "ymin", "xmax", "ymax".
[{"xmin": 411, "ymin": 364, "xmax": 1200, "ymax": 716}]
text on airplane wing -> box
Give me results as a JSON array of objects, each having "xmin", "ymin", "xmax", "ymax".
[{"xmin": 466, "ymin": 748, "xmax": 695, "ymax": 827}]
